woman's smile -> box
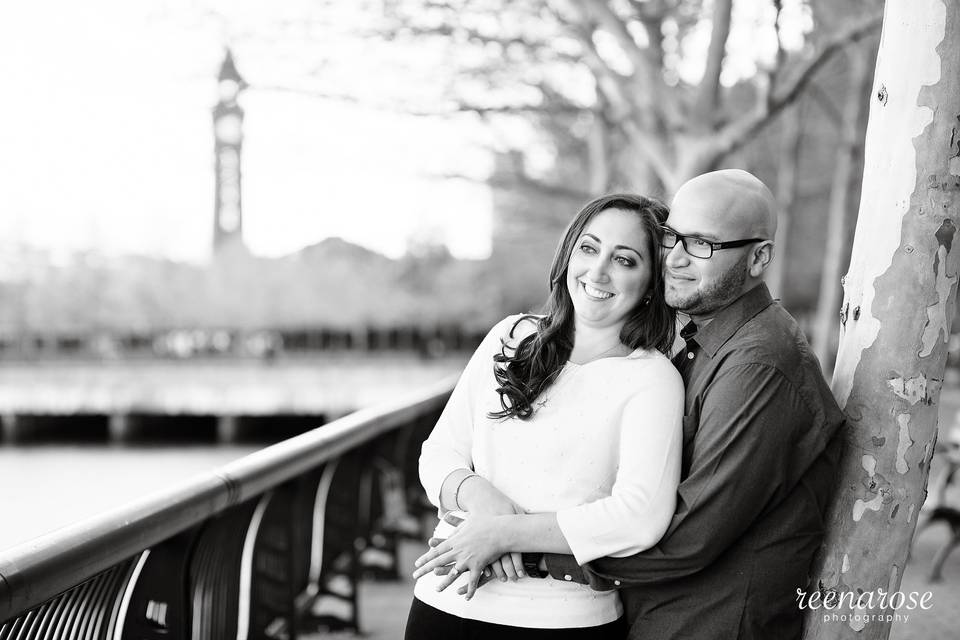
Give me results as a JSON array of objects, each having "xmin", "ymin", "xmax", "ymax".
[{"xmin": 581, "ymin": 281, "xmax": 615, "ymax": 301}]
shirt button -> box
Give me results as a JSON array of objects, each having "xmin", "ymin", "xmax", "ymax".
[
  {"xmin": 564, "ymin": 574, "xmax": 572, "ymax": 581},
  {"xmin": 687, "ymin": 352, "xmax": 695, "ymax": 360},
  {"xmin": 614, "ymin": 580, "xmax": 621, "ymax": 586}
]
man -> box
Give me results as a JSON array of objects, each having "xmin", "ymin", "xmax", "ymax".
[{"xmin": 526, "ymin": 169, "xmax": 844, "ymax": 638}]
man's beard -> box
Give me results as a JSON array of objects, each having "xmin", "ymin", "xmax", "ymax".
[{"xmin": 667, "ymin": 253, "xmax": 749, "ymax": 317}]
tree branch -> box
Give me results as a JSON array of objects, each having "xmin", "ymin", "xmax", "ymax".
[
  {"xmin": 432, "ymin": 170, "xmax": 592, "ymax": 202},
  {"xmin": 561, "ymin": 15, "xmax": 639, "ymax": 120},
  {"xmin": 764, "ymin": 0, "xmax": 788, "ymax": 109},
  {"xmin": 445, "ymin": 101, "xmax": 587, "ymax": 117},
  {"xmin": 711, "ymin": 12, "xmax": 882, "ymax": 160},
  {"xmin": 379, "ymin": 22, "xmax": 556, "ymax": 55},
  {"xmin": 805, "ymin": 80, "xmax": 844, "ymax": 126},
  {"xmin": 552, "ymin": 0, "xmax": 674, "ymax": 141},
  {"xmin": 584, "ymin": 0, "xmax": 656, "ymax": 77},
  {"xmin": 586, "ymin": 0, "xmax": 686, "ymax": 132},
  {"xmin": 623, "ymin": 120, "xmax": 676, "ymax": 187},
  {"xmin": 692, "ymin": 0, "xmax": 733, "ymax": 122},
  {"xmin": 627, "ymin": 0, "xmax": 673, "ymax": 23},
  {"xmin": 636, "ymin": 4, "xmax": 666, "ymax": 76},
  {"xmin": 252, "ymin": 83, "xmax": 584, "ymax": 118}
]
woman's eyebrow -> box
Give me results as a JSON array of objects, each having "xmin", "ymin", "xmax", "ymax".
[
  {"xmin": 581, "ymin": 233, "xmax": 641, "ymax": 256},
  {"xmin": 614, "ymin": 244, "xmax": 641, "ymax": 256}
]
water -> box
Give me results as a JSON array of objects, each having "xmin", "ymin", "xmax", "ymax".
[
  {"xmin": 0, "ymin": 355, "xmax": 466, "ymax": 552},
  {"xmin": 0, "ymin": 443, "xmax": 261, "ymax": 551}
]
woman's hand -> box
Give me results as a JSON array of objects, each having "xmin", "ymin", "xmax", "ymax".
[
  {"xmin": 425, "ymin": 535, "xmax": 522, "ymax": 595},
  {"xmin": 413, "ymin": 513, "xmax": 520, "ymax": 599}
]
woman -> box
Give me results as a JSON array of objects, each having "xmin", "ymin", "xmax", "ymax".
[{"xmin": 405, "ymin": 194, "xmax": 684, "ymax": 639}]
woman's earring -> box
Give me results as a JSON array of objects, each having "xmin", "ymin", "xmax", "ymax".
[{"xmin": 643, "ymin": 298, "xmax": 651, "ymax": 305}]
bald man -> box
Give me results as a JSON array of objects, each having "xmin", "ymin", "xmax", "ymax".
[{"xmin": 537, "ymin": 170, "xmax": 845, "ymax": 639}]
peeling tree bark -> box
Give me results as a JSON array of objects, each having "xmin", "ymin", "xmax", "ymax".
[
  {"xmin": 804, "ymin": 2, "xmax": 960, "ymax": 639},
  {"xmin": 812, "ymin": 44, "xmax": 874, "ymax": 369}
]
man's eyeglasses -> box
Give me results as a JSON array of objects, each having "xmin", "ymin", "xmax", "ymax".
[{"xmin": 660, "ymin": 226, "xmax": 767, "ymax": 259}]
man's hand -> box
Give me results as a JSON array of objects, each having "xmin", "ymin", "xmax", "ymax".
[
  {"xmin": 457, "ymin": 475, "xmax": 524, "ymax": 517},
  {"xmin": 452, "ymin": 477, "xmax": 527, "ymax": 591}
]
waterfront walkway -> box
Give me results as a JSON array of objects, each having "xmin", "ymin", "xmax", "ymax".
[
  {"xmin": 890, "ymin": 525, "xmax": 960, "ymax": 640},
  {"xmin": 311, "ymin": 529, "xmax": 960, "ymax": 640}
]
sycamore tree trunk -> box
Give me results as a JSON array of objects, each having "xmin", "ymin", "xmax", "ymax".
[
  {"xmin": 812, "ymin": 45, "xmax": 874, "ymax": 370},
  {"xmin": 804, "ymin": 2, "xmax": 960, "ymax": 639}
]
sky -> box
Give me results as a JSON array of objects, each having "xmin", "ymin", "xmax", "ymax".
[
  {"xmin": 0, "ymin": 0, "xmax": 495, "ymax": 262},
  {"xmin": 0, "ymin": 0, "xmax": 810, "ymax": 265}
]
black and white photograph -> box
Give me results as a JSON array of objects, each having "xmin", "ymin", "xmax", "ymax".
[{"xmin": 0, "ymin": 1, "xmax": 958, "ymax": 639}]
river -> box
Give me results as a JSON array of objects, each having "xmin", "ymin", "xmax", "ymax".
[
  {"xmin": 0, "ymin": 443, "xmax": 261, "ymax": 551},
  {"xmin": 0, "ymin": 355, "xmax": 467, "ymax": 553}
]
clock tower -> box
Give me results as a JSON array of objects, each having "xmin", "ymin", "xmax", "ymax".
[{"xmin": 212, "ymin": 49, "xmax": 247, "ymax": 254}]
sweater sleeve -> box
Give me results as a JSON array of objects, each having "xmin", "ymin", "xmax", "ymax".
[
  {"xmin": 548, "ymin": 362, "xmax": 820, "ymax": 589},
  {"xmin": 418, "ymin": 315, "xmax": 525, "ymax": 509},
  {"xmin": 554, "ymin": 357, "xmax": 684, "ymax": 564}
]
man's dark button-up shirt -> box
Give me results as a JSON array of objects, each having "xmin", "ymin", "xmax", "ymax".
[{"xmin": 545, "ymin": 283, "xmax": 844, "ymax": 640}]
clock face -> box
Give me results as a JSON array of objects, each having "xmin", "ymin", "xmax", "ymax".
[{"xmin": 215, "ymin": 114, "xmax": 243, "ymax": 145}]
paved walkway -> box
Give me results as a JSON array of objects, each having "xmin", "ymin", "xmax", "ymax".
[
  {"xmin": 889, "ymin": 523, "xmax": 960, "ymax": 639},
  {"xmin": 306, "ymin": 529, "xmax": 959, "ymax": 640}
]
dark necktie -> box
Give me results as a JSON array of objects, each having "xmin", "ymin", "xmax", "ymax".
[{"xmin": 672, "ymin": 320, "xmax": 698, "ymax": 378}]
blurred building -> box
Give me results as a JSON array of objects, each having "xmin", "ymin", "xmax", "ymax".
[{"xmin": 212, "ymin": 49, "xmax": 247, "ymax": 255}]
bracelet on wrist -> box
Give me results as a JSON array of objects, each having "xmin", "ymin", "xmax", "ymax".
[{"xmin": 453, "ymin": 471, "xmax": 479, "ymax": 510}]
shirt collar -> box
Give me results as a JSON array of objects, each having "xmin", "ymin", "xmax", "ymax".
[{"xmin": 688, "ymin": 283, "xmax": 775, "ymax": 357}]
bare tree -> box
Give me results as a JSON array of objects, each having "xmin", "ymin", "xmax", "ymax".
[
  {"xmin": 804, "ymin": 1, "xmax": 960, "ymax": 638},
  {"xmin": 377, "ymin": 0, "xmax": 882, "ymax": 196}
]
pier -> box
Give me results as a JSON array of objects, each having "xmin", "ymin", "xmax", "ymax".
[{"xmin": 0, "ymin": 356, "xmax": 465, "ymax": 443}]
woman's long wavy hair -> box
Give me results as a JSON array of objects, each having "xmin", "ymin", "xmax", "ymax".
[{"xmin": 489, "ymin": 194, "xmax": 675, "ymax": 421}]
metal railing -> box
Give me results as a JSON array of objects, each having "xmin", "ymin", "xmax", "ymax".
[{"xmin": 0, "ymin": 380, "xmax": 453, "ymax": 639}]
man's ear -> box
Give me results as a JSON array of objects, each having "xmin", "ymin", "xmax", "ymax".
[{"xmin": 749, "ymin": 241, "xmax": 774, "ymax": 277}]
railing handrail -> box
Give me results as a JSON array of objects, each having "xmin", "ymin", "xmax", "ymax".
[{"xmin": 0, "ymin": 378, "xmax": 454, "ymax": 622}]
